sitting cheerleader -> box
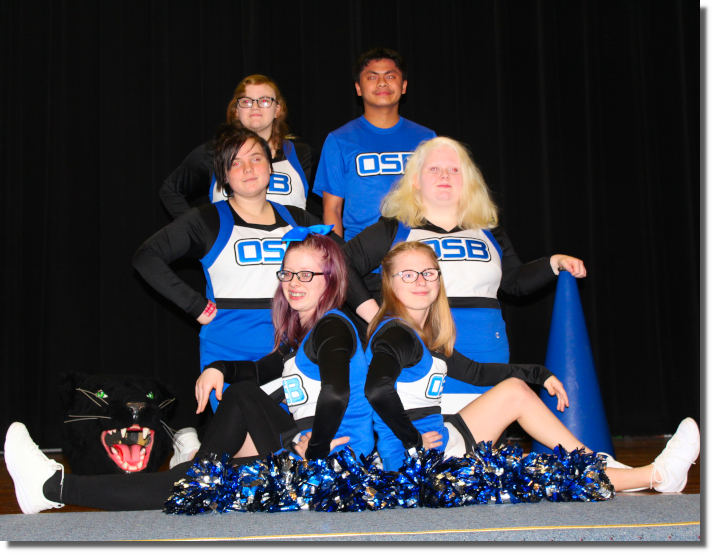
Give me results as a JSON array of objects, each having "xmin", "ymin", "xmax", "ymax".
[
  {"xmin": 364, "ymin": 241, "xmax": 699, "ymax": 495},
  {"xmin": 4, "ymin": 229, "xmax": 374, "ymax": 513}
]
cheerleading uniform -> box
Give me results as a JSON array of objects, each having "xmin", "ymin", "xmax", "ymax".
[
  {"xmin": 133, "ymin": 200, "xmax": 331, "ymax": 411},
  {"xmin": 364, "ymin": 319, "xmax": 553, "ymax": 471},
  {"xmin": 345, "ymin": 217, "xmax": 557, "ymax": 414},
  {"xmin": 280, "ymin": 310, "xmax": 374, "ymax": 460},
  {"xmin": 159, "ymin": 139, "xmax": 315, "ymax": 219},
  {"xmin": 312, "ymin": 116, "xmax": 436, "ymax": 241}
]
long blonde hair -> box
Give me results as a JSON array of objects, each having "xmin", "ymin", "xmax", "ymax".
[
  {"xmin": 380, "ymin": 136, "xmax": 499, "ymax": 230},
  {"xmin": 367, "ymin": 241, "xmax": 456, "ymax": 356}
]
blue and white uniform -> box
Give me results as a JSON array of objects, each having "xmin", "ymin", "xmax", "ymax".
[
  {"xmin": 160, "ymin": 139, "xmax": 315, "ymax": 219},
  {"xmin": 313, "ymin": 116, "xmax": 436, "ymax": 241},
  {"xmin": 364, "ymin": 319, "xmax": 553, "ymax": 471},
  {"xmin": 365, "ymin": 319, "xmax": 448, "ymax": 471},
  {"xmin": 282, "ymin": 310, "xmax": 374, "ymax": 460},
  {"xmin": 345, "ymin": 218, "xmax": 557, "ymax": 414},
  {"xmin": 133, "ymin": 200, "xmax": 330, "ymax": 412}
]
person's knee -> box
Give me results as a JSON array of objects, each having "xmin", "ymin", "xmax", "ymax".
[
  {"xmin": 221, "ymin": 381, "xmax": 261, "ymax": 402},
  {"xmin": 500, "ymin": 378, "xmax": 535, "ymax": 402}
]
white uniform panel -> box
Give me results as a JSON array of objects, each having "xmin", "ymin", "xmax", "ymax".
[
  {"xmin": 406, "ymin": 228, "xmax": 502, "ymax": 299},
  {"xmin": 282, "ymin": 356, "xmax": 322, "ymax": 421},
  {"xmin": 396, "ymin": 356, "xmax": 447, "ymax": 410},
  {"xmin": 207, "ymin": 224, "xmax": 289, "ymax": 299}
]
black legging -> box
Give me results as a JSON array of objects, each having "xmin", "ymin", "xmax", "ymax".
[{"xmin": 52, "ymin": 382, "xmax": 296, "ymax": 511}]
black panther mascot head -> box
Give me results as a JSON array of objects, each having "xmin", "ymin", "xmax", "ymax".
[{"xmin": 59, "ymin": 372, "xmax": 176, "ymax": 475}]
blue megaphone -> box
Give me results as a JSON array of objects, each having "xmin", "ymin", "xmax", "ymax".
[{"xmin": 531, "ymin": 271, "xmax": 615, "ymax": 456}]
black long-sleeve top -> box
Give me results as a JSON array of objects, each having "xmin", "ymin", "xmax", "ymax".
[
  {"xmin": 132, "ymin": 202, "xmax": 329, "ymax": 319},
  {"xmin": 344, "ymin": 217, "xmax": 556, "ymax": 310},
  {"xmin": 159, "ymin": 140, "xmax": 318, "ymax": 219}
]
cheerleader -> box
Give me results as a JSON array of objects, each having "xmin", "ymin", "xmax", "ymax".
[
  {"xmin": 4, "ymin": 230, "xmax": 373, "ymax": 513},
  {"xmin": 364, "ymin": 241, "xmax": 698, "ymax": 494}
]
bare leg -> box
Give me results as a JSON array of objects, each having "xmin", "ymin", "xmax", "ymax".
[
  {"xmin": 607, "ymin": 466, "xmax": 654, "ymax": 490},
  {"xmin": 457, "ymin": 380, "xmax": 702, "ymax": 493},
  {"xmin": 234, "ymin": 433, "xmax": 259, "ymax": 458},
  {"xmin": 458, "ymin": 378, "xmax": 589, "ymax": 453}
]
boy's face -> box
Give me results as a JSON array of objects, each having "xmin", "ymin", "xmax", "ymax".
[{"xmin": 355, "ymin": 58, "xmax": 407, "ymax": 110}]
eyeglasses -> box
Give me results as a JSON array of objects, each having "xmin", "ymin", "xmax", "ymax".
[
  {"xmin": 236, "ymin": 96, "xmax": 276, "ymax": 108},
  {"xmin": 392, "ymin": 269, "xmax": 441, "ymax": 283},
  {"xmin": 276, "ymin": 270, "xmax": 324, "ymax": 283}
]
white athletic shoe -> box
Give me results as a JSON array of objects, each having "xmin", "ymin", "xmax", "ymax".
[
  {"xmin": 651, "ymin": 418, "xmax": 700, "ymax": 493},
  {"xmin": 600, "ymin": 452, "xmax": 632, "ymax": 469},
  {"xmin": 4, "ymin": 422, "xmax": 65, "ymax": 514},
  {"xmin": 600, "ymin": 452, "xmax": 646, "ymax": 492},
  {"xmin": 169, "ymin": 427, "xmax": 201, "ymax": 469}
]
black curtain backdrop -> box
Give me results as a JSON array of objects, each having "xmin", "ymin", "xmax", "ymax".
[{"xmin": 0, "ymin": 0, "xmax": 699, "ymax": 449}]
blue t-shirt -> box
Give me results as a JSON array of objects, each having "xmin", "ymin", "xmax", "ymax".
[{"xmin": 313, "ymin": 116, "xmax": 436, "ymax": 241}]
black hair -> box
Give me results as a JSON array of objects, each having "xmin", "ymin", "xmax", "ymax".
[
  {"xmin": 212, "ymin": 123, "xmax": 273, "ymax": 197},
  {"xmin": 352, "ymin": 47, "xmax": 408, "ymax": 82}
]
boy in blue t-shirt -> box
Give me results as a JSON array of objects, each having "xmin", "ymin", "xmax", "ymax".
[{"xmin": 313, "ymin": 47, "xmax": 436, "ymax": 242}]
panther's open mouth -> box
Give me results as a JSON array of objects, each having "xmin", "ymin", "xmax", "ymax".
[{"xmin": 101, "ymin": 424, "xmax": 155, "ymax": 472}]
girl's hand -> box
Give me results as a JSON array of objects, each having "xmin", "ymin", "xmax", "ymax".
[
  {"xmin": 197, "ymin": 300, "xmax": 218, "ymax": 325},
  {"xmin": 543, "ymin": 375, "xmax": 569, "ymax": 412},
  {"xmin": 293, "ymin": 432, "xmax": 351, "ymax": 459},
  {"xmin": 550, "ymin": 255, "xmax": 587, "ymax": 278},
  {"xmin": 195, "ymin": 368, "xmax": 224, "ymax": 414},
  {"xmin": 421, "ymin": 430, "xmax": 443, "ymax": 450}
]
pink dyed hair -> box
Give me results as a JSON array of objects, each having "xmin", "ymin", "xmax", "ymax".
[{"xmin": 271, "ymin": 234, "xmax": 348, "ymax": 351}]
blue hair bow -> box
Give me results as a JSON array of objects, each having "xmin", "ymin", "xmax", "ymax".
[{"xmin": 281, "ymin": 224, "xmax": 334, "ymax": 243}]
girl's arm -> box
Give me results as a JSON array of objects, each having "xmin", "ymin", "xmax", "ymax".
[
  {"xmin": 304, "ymin": 316, "xmax": 355, "ymax": 460},
  {"xmin": 196, "ymin": 346, "xmax": 289, "ymax": 414},
  {"xmin": 207, "ymin": 345, "xmax": 289, "ymax": 385},
  {"xmin": 159, "ymin": 142, "xmax": 214, "ymax": 220},
  {"xmin": 364, "ymin": 322, "xmax": 425, "ymax": 449},
  {"xmin": 343, "ymin": 218, "xmax": 399, "ymax": 316},
  {"xmin": 132, "ymin": 205, "xmax": 219, "ymax": 319},
  {"xmin": 446, "ymin": 349, "xmax": 554, "ymax": 386}
]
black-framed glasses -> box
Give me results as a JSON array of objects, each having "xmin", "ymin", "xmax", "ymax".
[
  {"xmin": 237, "ymin": 96, "xmax": 276, "ymax": 108},
  {"xmin": 276, "ymin": 270, "xmax": 325, "ymax": 283},
  {"xmin": 392, "ymin": 269, "xmax": 441, "ymax": 283}
]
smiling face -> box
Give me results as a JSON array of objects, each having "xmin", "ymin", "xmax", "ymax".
[
  {"xmin": 281, "ymin": 247, "xmax": 327, "ymax": 324},
  {"xmin": 414, "ymin": 146, "xmax": 463, "ymax": 211},
  {"xmin": 226, "ymin": 139, "xmax": 272, "ymax": 199},
  {"xmin": 236, "ymin": 83, "xmax": 282, "ymax": 138},
  {"xmin": 390, "ymin": 250, "xmax": 440, "ymax": 323},
  {"xmin": 355, "ymin": 58, "xmax": 408, "ymax": 110}
]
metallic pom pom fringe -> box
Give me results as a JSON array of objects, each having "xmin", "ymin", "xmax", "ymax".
[{"xmin": 163, "ymin": 442, "xmax": 614, "ymax": 515}]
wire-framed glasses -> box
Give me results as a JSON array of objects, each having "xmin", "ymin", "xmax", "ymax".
[
  {"xmin": 392, "ymin": 269, "xmax": 441, "ymax": 283},
  {"xmin": 236, "ymin": 96, "xmax": 276, "ymax": 108},
  {"xmin": 276, "ymin": 270, "xmax": 324, "ymax": 283}
]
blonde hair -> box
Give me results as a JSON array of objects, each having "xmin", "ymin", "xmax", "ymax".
[
  {"xmin": 367, "ymin": 241, "xmax": 456, "ymax": 356},
  {"xmin": 380, "ymin": 136, "xmax": 499, "ymax": 230},
  {"xmin": 225, "ymin": 75, "xmax": 295, "ymax": 154}
]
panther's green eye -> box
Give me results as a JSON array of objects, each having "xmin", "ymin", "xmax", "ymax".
[
  {"xmin": 96, "ymin": 390, "xmax": 108, "ymax": 399},
  {"xmin": 146, "ymin": 392, "xmax": 154, "ymax": 400}
]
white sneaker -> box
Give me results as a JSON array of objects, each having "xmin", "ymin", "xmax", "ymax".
[
  {"xmin": 4, "ymin": 422, "xmax": 65, "ymax": 514},
  {"xmin": 600, "ymin": 452, "xmax": 632, "ymax": 469},
  {"xmin": 169, "ymin": 427, "xmax": 201, "ymax": 469},
  {"xmin": 651, "ymin": 418, "xmax": 700, "ymax": 493},
  {"xmin": 600, "ymin": 452, "xmax": 646, "ymax": 492}
]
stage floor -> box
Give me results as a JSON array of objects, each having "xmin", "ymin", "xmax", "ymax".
[{"xmin": 0, "ymin": 436, "xmax": 700, "ymax": 516}]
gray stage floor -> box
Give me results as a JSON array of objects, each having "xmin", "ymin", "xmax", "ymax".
[{"xmin": 0, "ymin": 493, "xmax": 700, "ymax": 541}]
